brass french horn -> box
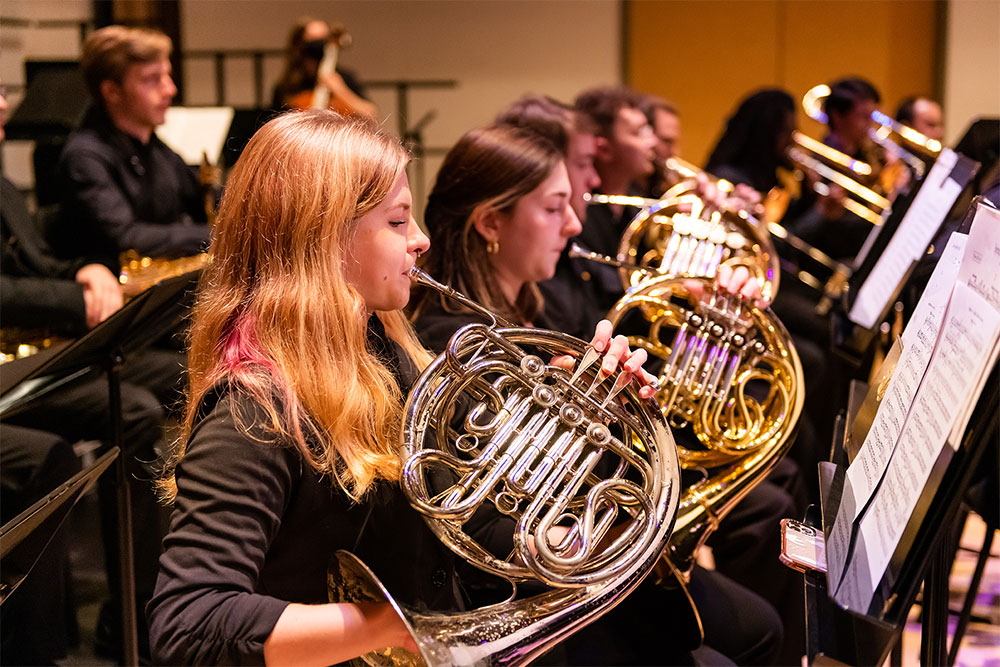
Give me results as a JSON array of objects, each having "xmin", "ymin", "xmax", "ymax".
[
  {"xmin": 607, "ymin": 275, "xmax": 802, "ymax": 574},
  {"xmin": 327, "ymin": 267, "xmax": 682, "ymax": 666},
  {"xmin": 570, "ymin": 245, "xmax": 803, "ymax": 575},
  {"xmin": 586, "ymin": 183, "xmax": 781, "ymax": 305}
]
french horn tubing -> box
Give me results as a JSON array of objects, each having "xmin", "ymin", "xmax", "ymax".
[
  {"xmin": 584, "ymin": 188, "xmax": 780, "ymax": 304},
  {"xmin": 327, "ymin": 267, "xmax": 682, "ymax": 667},
  {"xmin": 572, "ymin": 246, "xmax": 804, "ymax": 575}
]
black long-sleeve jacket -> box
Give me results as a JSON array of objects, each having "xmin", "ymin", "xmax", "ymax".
[
  {"xmin": 52, "ymin": 107, "xmax": 210, "ymax": 270},
  {"xmin": 147, "ymin": 319, "xmax": 462, "ymax": 665},
  {"xmin": 1, "ymin": 177, "xmax": 89, "ymax": 334}
]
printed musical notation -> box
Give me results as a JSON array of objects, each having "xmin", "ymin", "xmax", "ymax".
[{"xmin": 828, "ymin": 200, "xmax": 1000, "ymax": 613}]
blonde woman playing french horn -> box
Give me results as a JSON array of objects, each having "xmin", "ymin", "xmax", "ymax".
[
  {"xmin": 412, "ymin": 123, "xmax": 782, "ymax": 666},
  {"xmin": 147, "ymin": 110, "xmax": 658, "ymax": 665}
]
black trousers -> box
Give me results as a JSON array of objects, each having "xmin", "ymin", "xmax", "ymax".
[{"xmin": 3, "ymin": 346, "xmax": 184, "ymax": 657}]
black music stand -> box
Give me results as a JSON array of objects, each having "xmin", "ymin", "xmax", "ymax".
[
  {"xmin": 803, "ymin": 364, "xmax": 998, "ymax": 665},
  {"xmin": 0, "ymin": 269, "xmax": 200, "ymax": 666},
  {"xmin": 832, "ymin": 152, "xmax": 979, "ymax": 367},
  {"xmin": 1, "ymin": 447, "xmax": 118, "ymax": 604}
]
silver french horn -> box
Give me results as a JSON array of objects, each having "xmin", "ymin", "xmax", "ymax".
[{"xmin": 327, "ymin": 267, "xmax": 682, "ymax": 667}]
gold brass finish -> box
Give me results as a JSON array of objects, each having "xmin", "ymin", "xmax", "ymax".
[
  {"xmin": 118, "ymin": 250, "xmax": 211, "ymax": 298},
  {"xmin": 599, "ymin": 187, "xmax": 781, "ymax": 304},
  {"xmin": 605, "ymin": 275, "xmax": 804, "ymax": 574}
]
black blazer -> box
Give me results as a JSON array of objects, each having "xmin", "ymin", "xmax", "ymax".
[{"xmin": 1, "ymin": 177, "xmax": 89, "ymax": 333}]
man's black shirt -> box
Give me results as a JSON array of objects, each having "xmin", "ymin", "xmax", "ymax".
[{"xmin": 52, "ymin": 106, "xmax": 210, "ymax": 270}]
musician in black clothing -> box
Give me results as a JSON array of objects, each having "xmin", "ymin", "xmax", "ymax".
[
  {"xmin": 494, "ymin": 96, "xmax": 818, "ymax": 664},
  {"xmin": 0, "ymin": 114, "xmax": 82, "ymax": 656},
  {"xmin": 0, "ymin": 87, "xmax": 177, "ymax": 663},
  {"xmin": 412, "ymin": 123, "xmax": 783, "ymax": 666},
  {"xmin": 573, "ymin": 86, "xmax": 655, "ymax": 257},
  {"xmin": 271, "ymin": 17, "xmax": 376, "ymax": 118},
  {"xmin": 823, "ymin": 77, "xmax": 881, "ymax": 163},
  {"xmin": 51, "ymin": 26, "xmax": 210, "ymax": 271}
]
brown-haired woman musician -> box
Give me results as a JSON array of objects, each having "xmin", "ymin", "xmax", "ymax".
[{"xmin": 413, "ymin": 122, "xmax": 783, "ymax": 666}]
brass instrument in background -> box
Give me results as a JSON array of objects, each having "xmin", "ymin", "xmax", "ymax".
[
  {"xmin": 328, "ymin": 267, "xmax": 681, "ymax": 666},
  {"xmin": 573, "ymin": 250, "xmax": 803, "ymax": 575},
  {"xmin": 647, "ymin": 153, "xmax": 859, "ymax": 310},
  {"xmin": 585, "ymin": 187, "xmax": 780, "ymax": 304},
  {"xmin": 802, "ymin": 84, "xmax": 942, "ymax": 192},
  {"xmin": 0, "ymin": 328, "xmax": 65, "ymax": 363},
  {"xmin": 788, "ymin": 131, "xmax": 891, "ymax": 226},
  {"xmin": 118, "ymin": 250, "xmax": 211, "ymax": 298}
]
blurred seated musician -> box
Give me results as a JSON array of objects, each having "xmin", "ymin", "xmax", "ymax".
[
  {"xmin": 705, "ymin": 88, "xmax": 849, "ymax": 252},
  {"xmin": 412, "ymin": 124, "xmax": 783, "ymax": 666},
  {"xmin": 1, "ymin": 85, "xmax": 121, "ymax": 354},
  {"xmin": 52, "ymin": 25, "xmax": 211, "ymax": 272},
  {"xmin": 895, "ymin": 95, "xmax": 945, "ymax": 142},
  {"xmin": 271, "ymin": 18, "xmax": 376, "ymax": 119},
  {"xmin": 823, "ymin": 77, "xmax": 883, "ymax": 163},
  {"xmin": 573, "ymin": 86, "xmax": 658, "ymax": 258},
  {"xmin": 501, "ymin": 95, "xmax": 809, "ymax": 665},
  {"xmin": 640, "ymin": 95, "xmax": 682, "ymax": 197},
  {"xmin": 0, "ymin": 88, "xmax": 175, "ymax": 663},
  {"xmin": 704, "ymin": 86, "xmax": 843, "ymax": 489}
]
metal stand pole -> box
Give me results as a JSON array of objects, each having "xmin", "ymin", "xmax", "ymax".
[
  {"xmin": 920, "ymin": 538, "xmax": 949, "ymax": 667},
  {"xmin": 109, "ymin": 349, "xmax": 139, "ymax": 666}
]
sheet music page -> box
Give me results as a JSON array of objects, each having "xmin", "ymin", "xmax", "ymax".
[
  {"xmin": 849, "ymin": 149, "xmax": 961, "ymax": 329},
  {"xmin": 157, "ymin": 107, "xmax": 236, "ymax": 166},
  {"xmin": 902, "ymin": 233, "xmax": 968, "ymax": 349},
  {"xmin": 844, "ymin": 234, "xmax": 967, "ymax": 511},
  {"xmin": 832, "ymin": 203, "xmax": 999, "ymax": 611},
  {"xmin": 949, "ymin": 203, "xmax": 1000, "ymax": 441},
  {"xmin": 826, "ymin": 480, "xmax": 855, "ymax": 590},
  {"xmin": 956, "ymin": 203, "xmax": 1000, "ymax": 310},
  {"xmin": 853, "ymin": 282, "xmax": 1000, "ymax": 606},
  {"xmin": 857, "ymin": 284, "xmax": 1000, "ymax": 599}
]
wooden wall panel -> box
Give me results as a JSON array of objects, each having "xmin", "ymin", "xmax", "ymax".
[{"xmin": 628, "ymin": 0, "xmax": 938, "ymax": 167}]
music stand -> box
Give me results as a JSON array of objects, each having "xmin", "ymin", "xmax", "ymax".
[
  {"xmin": 805, "ymin": 367, "xmax": 998, "ymax": 665},
  {"xmin": 833, "ymin": 151, "xmax": 979, "ymax": 365},
  {"xmin": 1, "ymin": 447, "xmax": 118, "ymax": 604},
  {"xmin": 0, "ymin": 269, "xmax": 201, "ymax": 666}
]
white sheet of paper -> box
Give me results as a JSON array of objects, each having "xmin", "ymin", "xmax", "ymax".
[
  {"xmin": 957, "ymin": 203, "xmax": 1000, "ymax": 310},
  {"xmin": 156, "ymin": 106, "xmax": 235, "ymax": 166},
  {"xmin": 856, "ymin": 282, "xmax": 1000, "ymax": 599},
  {"xmin": 849, "ymin": 149, "xmax": 962, "ymax": 329},
  {"xmin": 845, "ymin": 252, "xmax": 963, "ymax": 513},
  {"xmin": 902, "ymin": 233, "xmax": 967, "ymax": 349}
]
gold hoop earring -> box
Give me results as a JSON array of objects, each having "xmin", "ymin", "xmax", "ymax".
[{"xmin": 486, "ymin": 240, "xmax": 500, "ymax": 255}]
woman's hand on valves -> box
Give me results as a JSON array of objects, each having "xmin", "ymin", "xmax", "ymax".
[
  {"xmin": 683, "ymin": 263, "xmax": 770, "ymax": 311},
  {"xmin": 552, "ymin": 320, "xmax": 659, "ymax": 399}
]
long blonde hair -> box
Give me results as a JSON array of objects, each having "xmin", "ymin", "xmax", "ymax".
[{"xmin": 162, "ymin": 110, "xmax": 431, "ymax": 502}]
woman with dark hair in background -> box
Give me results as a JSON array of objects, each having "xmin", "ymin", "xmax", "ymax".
[
  {"xmin": 271, "ymin": 17, "xmax": 376, "ymax": 118},
  {"xmin": 705, "ymin": 88, "xmax": 841, "ymax": 520},
  {"xmin": 412, "ymin": 122, "xmax": 784, "ymax": 666}
]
